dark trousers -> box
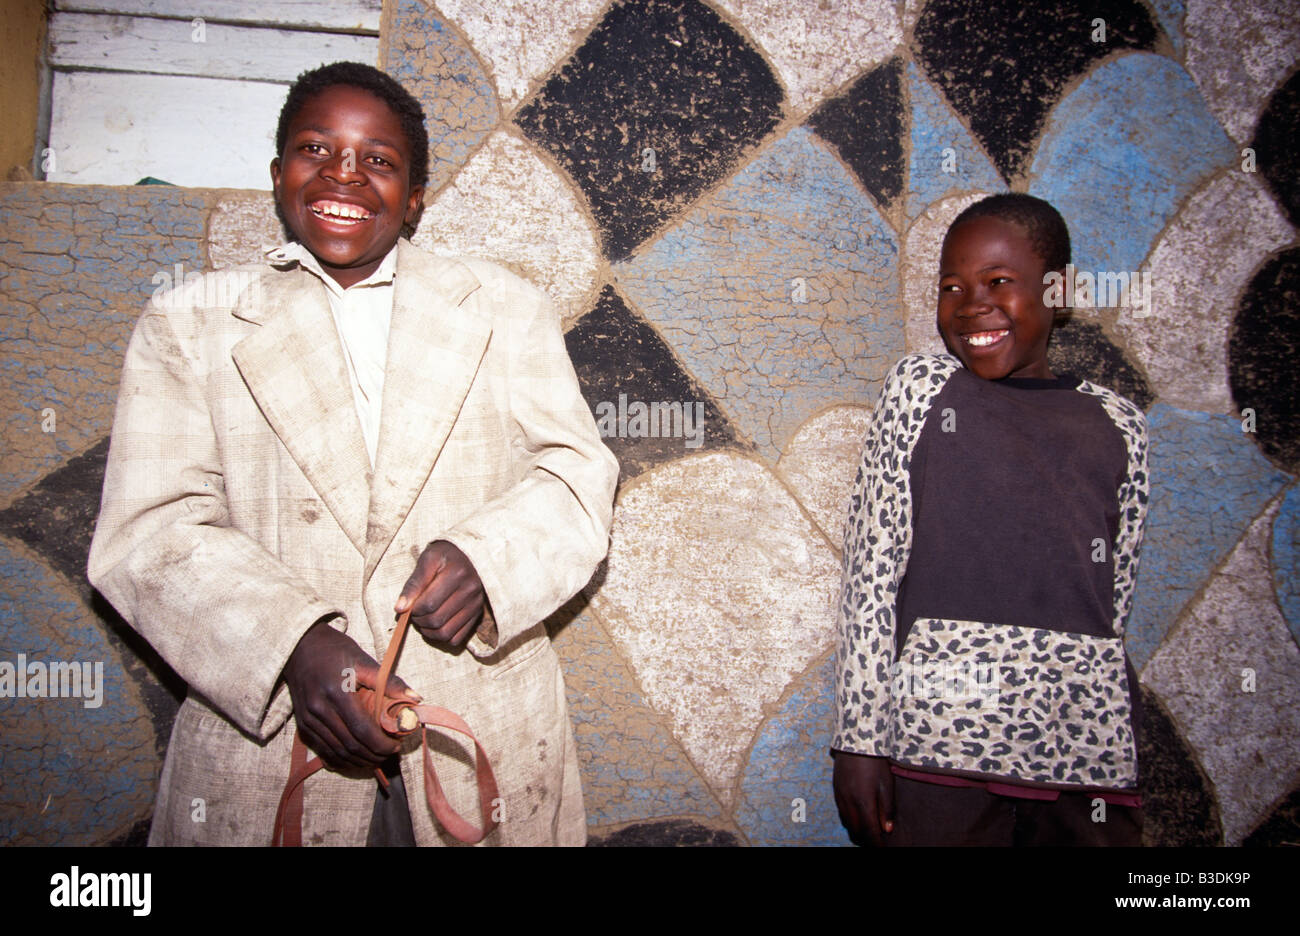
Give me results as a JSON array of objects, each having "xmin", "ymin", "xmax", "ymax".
[
  {"xmin": 366, "ymin": 755, "xmax": 416, "ymax": 847},
  {"xmin": 884, "ymin": 775, "xmax": 1142, "ymax": 846}
]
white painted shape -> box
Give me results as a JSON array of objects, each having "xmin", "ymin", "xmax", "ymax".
[
  {"xmin": 1116, "ymin": 171, "xmax": 1292, "ymax": 414},
  {"xmin": 412, "ymin": 131, "xmax": 600, "ymax": 323},
  {"xmin": 48, "ymin": 71, "xmax": 283, "ymax": 188},
  {"xmin": 1186, "ymin": 0, "xmax": 1300, "ymax": 144},
  {"xmin": 55, "ymin": 0, "xmax": 382, "ymax": 31},
  {"xmin": 1142, "ymin": 496, "xmax": 1300, "ymax": 845},
  {"xmin": 589, "ymin": 452, "xmax": 840, "ymax": 804},
  {"xmin": 902, "ymin": 0, "xmax": 923, "ymax": 34},
  {"xmin": 776, "ymin": 405, "xmax": 873, "ymax": 545},
  {"xmin": 50, "ymin": 11, "xmax": 378, "ymax": 81},
  {"xmin": 713, "ymin": 0, "xmax": 902, "ymax": 113},
  {"xmin": 434, "ymin": 0, "xmax": 608, "ymax": 109},
  {"xmin": 901, "ymin": 191, "xmax": 990, "ymax": 355},
  {"xmin": 208, "ymin": 191, "xmax": 284, "ymax": 268}
]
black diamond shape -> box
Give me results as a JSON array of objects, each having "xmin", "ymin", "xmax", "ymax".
[
  {"xmin": 564, "ymin": 285, "xmax": 746, "ymax": 482},
  {"xmin": 1138, "ymin": 686, "xmax": 1222, "ymax": 846},
  {"xmin": 914, "ymin": 0, "xmax": 1159, "ymax": 182},
  {"xmin": 1229, "ymin": 247, "xmax": 1300, "ymax": 473},
  {"xmin": 0, "ymin": 437, "xmax": 111, "ymax": 590},
  {"xmin": 1243, "ymin": 783, "xmax": 1300, "ymax": 847},
  {"xmin": 587, "ymin": 818, "xmax": 740, "ymax": 846},
  {"xmin": 515, "ymin": 0, "xmax": 783, "ymax": 262},
  {"xmin": 1252, "ymin": 69, "xmax": 1300, "ymax": 227},
  {"xmin": 807, "ymin": 58, "xmax": 905, "ymax": 211},
  {"xmin": 1048, "ymin": 318, "xmax": 1153, "ymax": 410},
  {"xmin": 0, "ymin": 438, "xmax": 185, "ymax": 763}
]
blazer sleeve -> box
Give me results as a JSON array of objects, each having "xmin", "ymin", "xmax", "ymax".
[
  {"xmin": 437, "ymin": 271, "xmax": 618, "ymax": 657},
  {"xmin": 87, "ymin": 301, "xmax": 343, "ymax": 739}
]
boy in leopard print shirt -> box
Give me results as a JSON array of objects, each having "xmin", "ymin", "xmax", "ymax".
[{"xmin": 831, "ymin": 194, "xmax": 1148, "ymax": 846}]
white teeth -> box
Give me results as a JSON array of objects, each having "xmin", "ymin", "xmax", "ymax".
[
  {"xmin": 311, "ymin": 201, "xmax": 370, "ymax": 222},
  {"xmin": 964, "ymin": 330, "xmax": 1008, "ymax": 347}
]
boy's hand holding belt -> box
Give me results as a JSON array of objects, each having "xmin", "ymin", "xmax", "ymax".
[
  {"xmin": 282, "ymin": 621, "xmax": 417, "ymax": 770},
  {"xmin": 283, "ymin": 539, "xmax": 486, "ymax": 768},
  {"xmin": 395, "ymin": 540, "xmax": 488, "ymax": 649},
  {"xmin": 278, "ymin": 540, "xmax": 499, "ymax": 846}
]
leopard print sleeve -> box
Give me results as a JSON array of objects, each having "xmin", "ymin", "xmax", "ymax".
[
  {"xmin": 1075, "ymin": 381, "xmax": 1150, "ymax": 637},
  {"xmin": 832, "ymin": 353, "xmax": 960, "ymax": 754}
]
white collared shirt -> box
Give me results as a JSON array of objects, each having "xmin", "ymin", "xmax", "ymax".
[{"xmin": 271, "ymin": 242, "xmax": 398, "ymax": 466}]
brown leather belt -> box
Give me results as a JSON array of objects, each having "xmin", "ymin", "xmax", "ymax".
[{"xmin": 272, "ymin": 609, "xmax": 500, "ymax": 845}]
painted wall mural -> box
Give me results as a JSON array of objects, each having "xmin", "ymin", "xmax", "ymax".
[{"xmin": 1, "ymin": 0, "xmax": 1297, "ymax": 846}]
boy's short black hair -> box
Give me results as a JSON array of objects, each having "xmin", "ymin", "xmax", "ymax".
[
  {"xmin": 275, "ymin": 61, "xmax": 429, "ymax": 193},
  {"xmin": 948, "ymin": 193, "xmax": 1071, "ymax": 271}
]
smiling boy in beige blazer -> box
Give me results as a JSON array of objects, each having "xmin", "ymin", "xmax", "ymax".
[{"xmin": 88, "ymin": 62, "xmax": 617, "ymax": 845}]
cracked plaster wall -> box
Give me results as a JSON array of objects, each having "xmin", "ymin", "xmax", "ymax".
[{"xmin": 1, "ymin": 0, "xmax": 1296, "ymax": 847}]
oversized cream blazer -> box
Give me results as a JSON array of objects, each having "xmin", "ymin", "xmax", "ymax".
[{"xmin": 88, "ymin": 239, "xmax": 618, "ymax": 845}]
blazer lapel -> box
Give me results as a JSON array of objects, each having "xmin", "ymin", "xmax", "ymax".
[
  {"xmin": 231, "ymin": 265, "xmax": 372, "ymax": 554},
  {"xmin": 364, "ymin": 242, "xmax": 491, "ymax": 577}
]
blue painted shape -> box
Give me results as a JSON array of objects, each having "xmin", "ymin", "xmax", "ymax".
[
  {"xmin": 383, "ymin": 0, "xmax": 498, "ymax": 195},
  {"xmin": 553, "ymin": 607, "xmax": 722, "ymax": 825},
  {"xmin": 906, "ymin": 62, "xmax": 1004, "ymax": 221},
  {"xmin": 1272, "ymin": 484, "xmax": 1300, "ymax": 646},
  {"xmin": 1029, "ymin": 53, "xmax": 1234, "ymax": 276},
  {"xmin": 1150, "ymin": 0, "xmax": 1186, "ymax": 56},
  {"xmin": 616, "ymin": 127, "xmax": 904, "ymax": 459},
  {"xmin": 0, "ymin": 539, "xmax": 155, "ymax": 844},
  {"xmin": 735, "ymin": 655, "xmax": 850, "ymax": 846},
  {"xmin": 1127, "ymin": 405, "xmax": 1292, "ymax": 669},
  {"xmin": 0, "ymin": 185, "xmax": 208, "ymax": 498}
]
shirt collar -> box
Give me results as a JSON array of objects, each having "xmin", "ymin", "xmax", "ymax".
[{"xmin": 266, "ymin": 241, "xmax": 399, "ymax": 296}]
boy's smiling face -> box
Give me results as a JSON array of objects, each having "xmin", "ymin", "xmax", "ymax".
[
  {"xmin": 937, "ymin": 215, "xmax": 1059, "ymax": 380},
  {"xmin": 271, "ymin": 85, "xmax": 423, "ymax": 289}
]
